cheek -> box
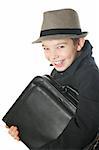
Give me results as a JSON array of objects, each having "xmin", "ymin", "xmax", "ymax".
[
  {"xmin": 44, "ymin": 51, "xmax": 50, "ymax": 61},
  {"xmin": 66, "ymin": 53, "xmax": 74, "ymax": 59},
  {"xmin": 61, "ymin": 51, "xmax": 72, "ymax": 59},
  {"xmin": 64, "ymin": 51, "xmax": 77, "ymax": 61}
]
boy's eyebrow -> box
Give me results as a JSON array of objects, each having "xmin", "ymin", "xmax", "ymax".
[
  {"xmin": 42, "ymin": 42, "xmax": 67, "ymax": 47},
  {"xmin": 56, "ymin": 42, "xmax": 68, "ymax": 45}
]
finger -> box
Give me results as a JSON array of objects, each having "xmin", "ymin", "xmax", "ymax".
[
  {"xmin": 8, "ymin": 127, "xmax": 16, "ymax": 135},
  {"xmin": 9, "ymin": 126, "xmax": 18, "ymax": 133},
  {"xmin": 13, "ymin": 130, "xmax": 20, "ymax": 141},
  {"xmin": 14, "ymin": 130, "xmax": 19, "ymax": 136},
  {"xmin": 12, "ymin": 126, "xmax": 18, "ymax": 132},
  {"xmin": 8, "ymin": 126, "xmax": 19, "ymax": 138},
  {"xmin": 10, "ymin": 126, "xmax": 17, "ymax": 130}
]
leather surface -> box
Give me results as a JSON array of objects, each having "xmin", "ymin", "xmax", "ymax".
[{"xmin": 2, "ymin": 75, "xmax": 78, "ymax": 149}]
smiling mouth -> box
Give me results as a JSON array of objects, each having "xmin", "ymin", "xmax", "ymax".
[{"xmin": 52, "ymin": 60, "xmax": 64, "ymax": 67}]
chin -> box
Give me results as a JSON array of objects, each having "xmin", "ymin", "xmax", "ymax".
[
  {"xmin": 54, "ymin": 64, "xmax": 71, "ymax": 72},
  {"xmin": 55, "ymin": 67, "xmax": 66, "ymax": 72}
]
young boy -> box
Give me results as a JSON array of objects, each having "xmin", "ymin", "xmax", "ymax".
[{"xmin": 8, "ymin": 9, "xmax": 99, "ymax": 149}]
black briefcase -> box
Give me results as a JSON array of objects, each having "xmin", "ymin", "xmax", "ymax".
[{"xmin": 2, "ymin": 75, "xmax": 78, "ymax": 149}]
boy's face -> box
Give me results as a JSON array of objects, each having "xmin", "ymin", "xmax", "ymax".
[{"xmin": 42, "ymin": 38, "xmax": 80, "ymax": 72}]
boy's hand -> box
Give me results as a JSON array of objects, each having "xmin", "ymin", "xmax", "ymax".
[{"xmin": 7, "ymin": 126, "xmax": 20, "ymax": 141}]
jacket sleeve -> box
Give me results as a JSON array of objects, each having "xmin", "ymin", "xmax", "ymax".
[{"xmin": 40, "ymin": 69, "xmax": 99, "ymax": 150}]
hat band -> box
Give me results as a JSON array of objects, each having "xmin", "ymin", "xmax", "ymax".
[{"xmin": 40, "ymin": 28, "xmax": 82, "ymax": 37}]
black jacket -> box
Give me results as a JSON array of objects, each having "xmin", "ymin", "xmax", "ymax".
[{"xmin": 41, "ymin": 40, "xmax": 99, "ymax": 150}]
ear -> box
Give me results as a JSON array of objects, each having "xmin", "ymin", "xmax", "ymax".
[{"xmin": 77, "ymin": 38, "xmax": 85, "ymax": 51}]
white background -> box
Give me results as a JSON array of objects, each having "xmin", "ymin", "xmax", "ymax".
[{"xmin": 0, "ymin": 0, "xmax": 98, "ymax": 149}]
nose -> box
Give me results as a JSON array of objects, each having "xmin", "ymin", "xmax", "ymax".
[{"xmin": 50, "ymin": 49, "xmax": 59, "ymax": 60}]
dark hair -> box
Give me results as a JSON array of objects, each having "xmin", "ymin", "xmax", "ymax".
[{"xmin": 71, "ymin": 38, "xmax": 79, "ymax": 45}]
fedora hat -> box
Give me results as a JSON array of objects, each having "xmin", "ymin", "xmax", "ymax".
[{"xmin": 32, "ymin": 8, "xmax": 88, "ymax": 43}]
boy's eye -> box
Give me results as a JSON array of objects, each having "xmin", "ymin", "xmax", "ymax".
[{"xmin": 57, "ymin": 45, "xmax": 65, "ymax": 49}]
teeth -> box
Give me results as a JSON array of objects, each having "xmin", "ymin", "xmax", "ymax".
[{"xmin": 54, "ymin": 60, "xmax": 63, "ymax": 64}]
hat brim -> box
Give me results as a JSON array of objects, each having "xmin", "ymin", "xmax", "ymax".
[{"xmin": 32, "ymin": 32, "xmax": 88, "ymax": 44}]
